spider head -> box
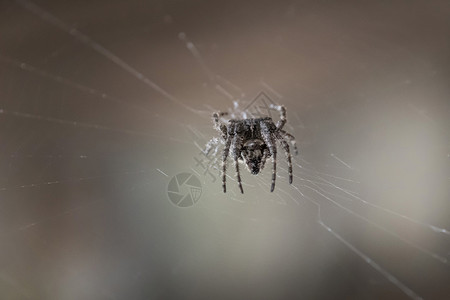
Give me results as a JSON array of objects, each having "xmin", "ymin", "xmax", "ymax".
[{"xmin": 241, "ymin": 139, "xmax": 266, "ymax": 175}]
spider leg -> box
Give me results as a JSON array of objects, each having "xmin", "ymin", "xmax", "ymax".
[
  {"xmin": 231, "ymin": 124, "xmax": 245, "ymax": 194},
  {"xmin": 279, "ymin": 139, "xmax": 293, "ymax": 184},
  {"xmin": 222, "ymin": 134, "xmax": 233, "ymax": 193},
  {"xmin": 280, "ymin": 129, "xmax": 298, "ymax": 155},
  {"xmin": 203, "ymin": 137, "xmax": 219, "ymax": 156},
  {"xmin": 260, "ymin": 121, "xmax": 277, "ymax": 192},
  {"xmin": 234, "ymin": 150, "xmax": 244, "ymax": 194},
  {"xmin": 270, "ymin": 104, "xmax": 287, "ymax": 130},
  {"xmin": 213, "ymin": 112, "xmax": 228, "ymax": 140},
  {"xmin": 270, "ymin": 149, "xmax": 277, "ymax": 192},
  {"xmin": 259, "ymin": 148, "xmax": 270, "ymax": 171}
]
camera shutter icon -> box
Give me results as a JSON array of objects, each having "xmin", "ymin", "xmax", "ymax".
[{"xmin": 167, "ymin": 173, "xmax": 202, "ymax": 207}]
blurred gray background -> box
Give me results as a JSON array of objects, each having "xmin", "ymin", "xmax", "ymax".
[{"xmin": 1, "ymin": 0, "xmax": 450, "ymax": 299}]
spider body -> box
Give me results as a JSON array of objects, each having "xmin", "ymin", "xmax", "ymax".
[
  {"xmin": 207, "ymin": 105, "xmax": 298, "ymax": 194},
  {"xmin": 232, "ymin": 117, "xmax": 271, "ymax": 175}
]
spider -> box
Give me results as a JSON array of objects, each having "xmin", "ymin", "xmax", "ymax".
[{"xmin": 205, "ymin": 105, "xmax": 298, "ymax": 194}]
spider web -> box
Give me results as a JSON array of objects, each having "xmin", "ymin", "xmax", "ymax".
[{"xmin": 0, "ymin": 0, "xmax": 450, "ymax": 299}]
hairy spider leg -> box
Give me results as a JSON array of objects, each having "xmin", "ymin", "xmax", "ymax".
[
  {"xmin": 213, "ymin": 112, "xmax": 228, "ymax": 140},
  {"xmin": 259, "ymin": 148, "xmax": 270, "ymax": 171},
  {"xmin": 279, "ymin": 139, "xmax": 293, "ymax": 184},
  {"xmin": 205, "ymin": 111, "xmax": 231, "ymax": 156},
  {"xmin": 203, "ymin": 137, "xmax": 218, "ymax": 156},
  {"xmin": 260, "ymin": 120, "xmax": 277, "ymax": 192},
  {"xmin": 270, "ymin": 147, "xmax": 277, "ymax": 192},
  {"xmin": 221, "ymin": 129, "xmax": 233, "ymax": 193},
  {"xmin": 280, "ymin": 129, "xmax": 298, "ymax": 155},
  {"xmin": 232, "ymin": 130, "xmax": 245, "ymax": 193},
  {"xmin": 234, "ymin": 150, "xmax": 244, "ymax": 194},
  {"xmin": 271, "ymin": 105, "xmax": 287, "ymax": 130}
]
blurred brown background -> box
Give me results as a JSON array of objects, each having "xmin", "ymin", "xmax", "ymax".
[{"xmin": 0, "ymin": 0, "xmax": 450, "ymax": 299}]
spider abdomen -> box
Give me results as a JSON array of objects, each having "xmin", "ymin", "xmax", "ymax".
[{"xmin": 241, "ymin": 138, "xmax": 267, "ymax": 175}]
